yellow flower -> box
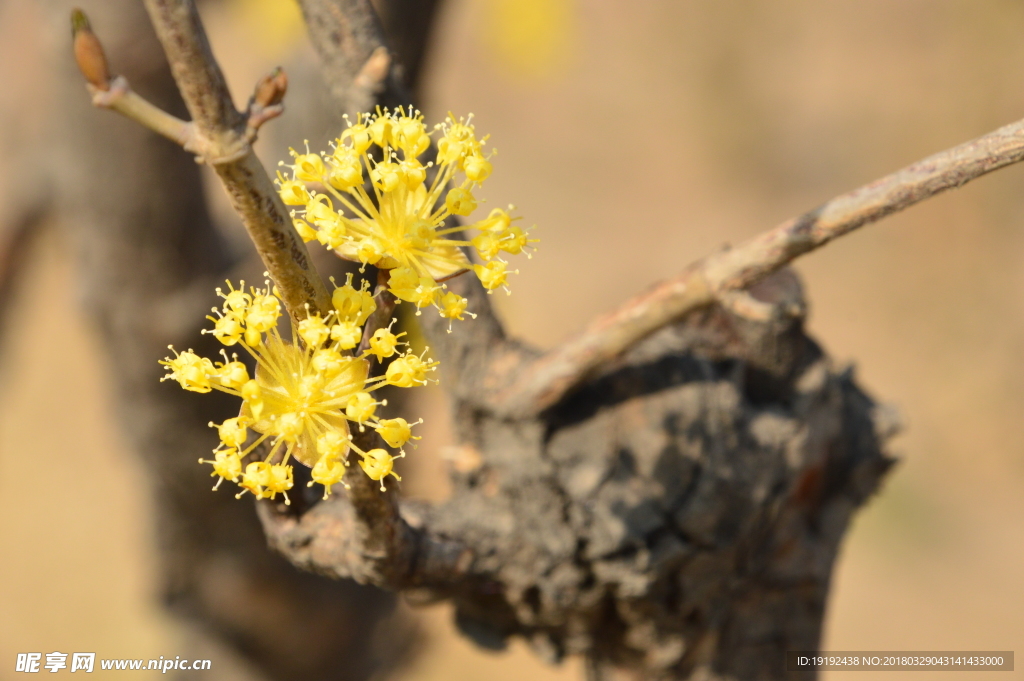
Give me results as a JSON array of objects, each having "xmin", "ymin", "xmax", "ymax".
[
  {"xmin": 277, "ymin": 108, "xmax": 538, "ymax": 321},
  {"xmin": 309, "ymin": 453, "xmax": 346, "ymax": 499},
  {"xmin": 385, "ymin": 349, "xmax": 440, "ymax": 388},
  {"xmin": 359, "ymin": 448, "xmax": 403, "ymax": 491},
  {"xmin": 197, "ymin": 448, "xmax": 242, "ymax": 490},
  {"xmin": 160, "ymin": 278, "xmax": 432, "ymax": 500},
  {"xmin": 160, "ymin": 348, "xmax": 215, "ymax": 392},
  {"xmin": 367, "ymin": 322, "xmax": 406, "ymax": 361},
  {"xmin": 376, "ymin": 417, "xmax": 422, "ymax": 450},
  {"xmin": 438, "ymin": 290, "xmax": 476, "ymax": 332}
]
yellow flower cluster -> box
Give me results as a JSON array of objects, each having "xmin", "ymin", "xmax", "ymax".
[
  {"xmin": 160, "ymin": 277, "xmax": 433, "ymax": 501},
  {"xmin": 163, "ymin": 111, "xmax": 540, "ymax": 501},
  {"xmin": 277, "ymin": 108, "xmax": 537, "ymax": 327}
]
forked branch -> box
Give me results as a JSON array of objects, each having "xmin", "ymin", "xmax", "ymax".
[
  {"xmin": 73, "ymin": 3, "xmax": 330, "ymax": 322},
  {"xmin": 493, "ymin": 116, "xmax": 1024, "ymax": 417}
]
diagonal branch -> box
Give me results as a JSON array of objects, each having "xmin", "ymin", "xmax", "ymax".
[
  {"xmin": 493, "ymin": 115, "xmax": 1024, "ymax": 417},
  {"xmin": 141, "ymin": 0, "xmax": 242, "ymax": 136},
  {"xmin": 75, "ymin": 3, "xmax": 331, "ymax": 322},
  {"xmin": 142, "ymin": 0, "xmax": 332, "ymax": 321}
]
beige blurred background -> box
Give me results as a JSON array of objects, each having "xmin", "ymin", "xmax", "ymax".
[{"xmin": 1, "ymin": 0, "xmax": 1022, "ymax": 679}]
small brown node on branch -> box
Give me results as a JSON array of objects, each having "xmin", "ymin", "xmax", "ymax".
[
  {"xmin": 71, "ymin": 9, "xmax": 110, "ymax": 91},
  {"xmin": 253, "ymin": 67, "xmax": 288, "ymax": 108},
  {"xmin": 353, "ymin": 46, "xmax": 392, "ymax": 96},
  {"xmin": 245, "ymin": 67, "xmax": 289, "ymax": 143}
]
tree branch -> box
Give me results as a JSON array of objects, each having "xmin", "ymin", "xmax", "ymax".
[
  {"xmin": 493, "ymin": 115, "xmax": 1024, "ymax": 417},
  {"xmin": 142, "ymin": 0, "xmax": 332, "ymax": 322},
  {"xmin": 258, "ymin": 446, "xmax": 471, "ymax": 589},
  {"xmin": 58, "ymin": 1, "xmax": 412, "ymax": 673},
  {"xmin": 296, "ymin": 0, "xmax": 406, "ymax": 117},
  {"xmin": 141, "ymin": 0, "xmax": 244, "ymax": 138},
  {"xmin": 74, "ymin": 3, "xmax": 331, "ymax": 322},
  {"xmin": 73, "ymin": 0, "xmax": 470, "ymax": 608}
]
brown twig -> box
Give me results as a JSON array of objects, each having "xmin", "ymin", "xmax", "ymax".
[
  {"xmin": 257, "ymin": 475, "xmax": 470, "ymax": 589},
  {"xmin": 73, "ymin": 9, "xmax": 192, "ymax": 145},
  {"xmin": 494, "ymin": 115, "xmax": 1024, "ymax": 417},
  {"xmin": 87, "ymin": 76, "xmax": 194, "ymax": 146},
  {"xmin": 143, "ymin": 0, "xmax": 332, "ymax": 322},
  {"xmin": 244, "ymin": 67, "xmax": 288, "ymax": 144},
  {"xmin": 74, "ymin": 4, "xmax": 331, "ymax": 322}
]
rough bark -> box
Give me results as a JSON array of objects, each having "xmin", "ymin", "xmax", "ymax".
[{"xmin": 263, "ymin": 270, "xmax": 896, "ymax": 680}]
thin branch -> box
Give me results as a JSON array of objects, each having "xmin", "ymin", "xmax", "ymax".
[
  {"xmin": 88, "ymin": 77, "xmax": 192, "ymax": 146},
  {"xmin": 141, "ymin": 0, "xmax": 243, "ymax": 138},
  {"xmin": 73, "ymin": 9, "xmax": 191, "ymax": 145},
  {"xmin": 74, "ymin": 4, "xmax": 331, "ymax": 322},
  {"xmin": 494, "ymin": 115, "xmax": 1024, "ymax": 417},
  {"xmin": 142, "ymin": 0, "xmax": 332, "ymax": 322}
]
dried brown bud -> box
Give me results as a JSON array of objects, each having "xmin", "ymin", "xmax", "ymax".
[
  {"xmin": 254, "ymin": 67, "xmax": 288, "ymax": 108},
  {"xmin": 71, "ymin": 9, "xmax": 110, "ymax": 90}
]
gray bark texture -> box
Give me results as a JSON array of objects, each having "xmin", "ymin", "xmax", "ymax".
[
  {"xmin": 438, "ymin": 272, "xmax": 895, "ymax": 680},
  {"xmin": 263, "ymin": 269, "xmax": 896, "ymax": 681}
]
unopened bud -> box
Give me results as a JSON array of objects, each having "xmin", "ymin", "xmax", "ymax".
[
  {"xmin": 254, "ymin": 67, "xmax": 288, "ymax": 108},
  {"xmin": 71, "ymin": 9, "xmax": 110, "ymax": 90}
]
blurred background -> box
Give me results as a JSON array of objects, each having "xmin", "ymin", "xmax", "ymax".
[{"xmin": 1, "ymin": 0, "xmax": 1022, "ymax": 679}]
